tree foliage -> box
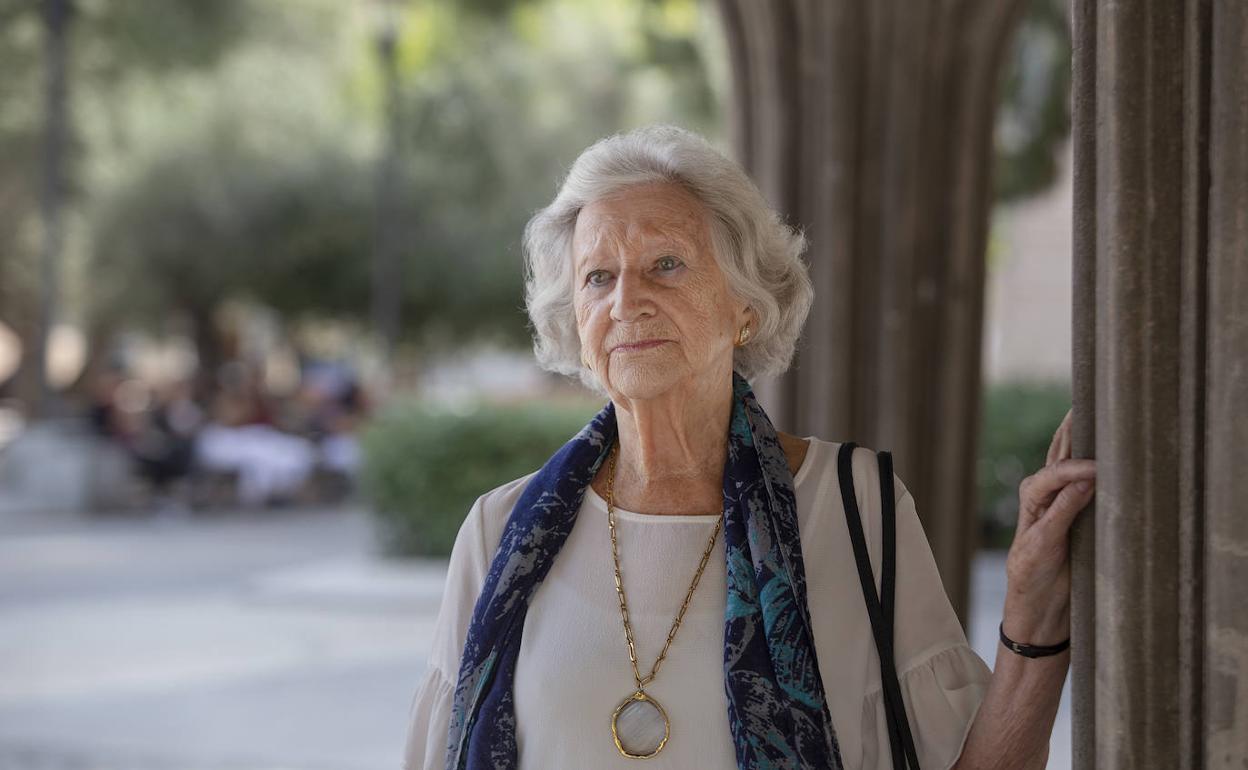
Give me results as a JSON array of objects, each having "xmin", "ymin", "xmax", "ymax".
[
  {"xmin": 3, "ymin": 0, "xmax": 1070, "ymax": 379},
  {"xmin": 0, "ymin": 0, "xmax": 285, "ymax": 381},
  {"xmin": 994, "ymin": 0, "xmax": 1071, "ymax": 202},
  {"xmin": 83, "ymin": 0, "xmax": 723, "ymax": 357}
]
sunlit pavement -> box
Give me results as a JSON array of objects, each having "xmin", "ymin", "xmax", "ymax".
[{"xmin": 0, "ymin": 505, "xmax": 1070, "ymax": 770}]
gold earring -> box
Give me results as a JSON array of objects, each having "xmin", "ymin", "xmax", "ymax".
[{"xmin": 735, "ymin": 323, "xmax": 751, "ymax": 347}]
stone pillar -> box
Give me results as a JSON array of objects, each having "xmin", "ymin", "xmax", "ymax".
[
  {"xmin": 716, "ymin": 0, "xmax": 1027, "ymax": 625},
  {"xmin": 1206, "ymin": 4, "xmax": 1248, "ymax": 762},
  {"xmin": 1070, "ymin": 0, "xmax": 1248, "ymax": 765}
]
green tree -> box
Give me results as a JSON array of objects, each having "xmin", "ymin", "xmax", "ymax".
[
  {"xmin": 0, "ymin": 0, "xmax": 280, "ymax": 408},
  {"xmin": 84, "ymin": 0, "xmax": 723, "ymax": 371},
  {"xmin": 994, "ymin": 0, "xmax": 1072, "ymax": 202}
]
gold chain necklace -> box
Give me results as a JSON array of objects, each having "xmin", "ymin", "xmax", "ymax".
[{"xmin": 604, "ymin": 440, "xmax": 722, "ymax": 759}]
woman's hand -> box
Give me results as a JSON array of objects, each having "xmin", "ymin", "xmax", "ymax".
[
  {"xmin": 1001, "ymin": 408, "xmax": 1097, "ymax": 646},
  {"xmin": 954, "ymin": 410, "xmax": 1093, "ymax": 768}
]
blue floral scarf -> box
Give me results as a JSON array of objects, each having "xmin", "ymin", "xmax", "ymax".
[{"xmin": 444, "ymin": 371, "xmax": 843, "ymax": 769}]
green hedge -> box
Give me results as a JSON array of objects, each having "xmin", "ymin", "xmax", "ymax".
[
  {"xmin": 361, "ymin": 382, "xmax": 1070, "ymax": 556},
  {"xmin": 977, "ymin": 380, "xmax": 1072, "ymax": 549},
  {"xmin": 359, "ymin": 398, "xmax": 601, "ymax": 557}
]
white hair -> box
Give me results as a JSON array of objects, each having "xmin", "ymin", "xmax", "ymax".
[{"xmin": 522, "ymin": 123, "xmax": 815, "ymax": 396}]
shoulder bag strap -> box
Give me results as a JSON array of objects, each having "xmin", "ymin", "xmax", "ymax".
[{"xmin": 837, "ymin": 442, "xmax": 921, "ymax": 770}]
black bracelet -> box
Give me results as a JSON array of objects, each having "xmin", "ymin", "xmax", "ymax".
[{"xmin": 999, "ymin": 621, "xmax": 1071, "ymax": 658}]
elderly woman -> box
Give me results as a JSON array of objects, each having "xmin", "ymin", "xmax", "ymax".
[{"xmin": 403, "ymin": 125, "xmax": 1096, "ymax": 770}]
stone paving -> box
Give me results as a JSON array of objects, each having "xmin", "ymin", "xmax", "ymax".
[{"xmin": 0, "ymin": 504, "xmax": 1070, "ymax": 769}]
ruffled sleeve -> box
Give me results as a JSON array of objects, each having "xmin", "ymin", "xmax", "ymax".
[
  {"xmin": 400, "ymin": 479, "xmax": 520, "ymax": 770},
  {"xmin": 860, "ymin": 643, "xmax": 993, "ymax": 770},
  {"xmin": 402, "ymin": 664, "xmax": 457, "ymax": 770},
  {"xmin": 844, "ymin": 448, "xmax": 994, "ymax": 769}
]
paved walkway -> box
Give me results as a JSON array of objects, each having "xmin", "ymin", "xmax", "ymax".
[{"xmin": 0, "ymin": 505, "xmax": 1070, "ymax": 769}]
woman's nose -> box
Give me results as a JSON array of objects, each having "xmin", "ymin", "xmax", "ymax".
[{"xmin": 609, "ymin": 269, "xmax": 656, "ymax": 322}]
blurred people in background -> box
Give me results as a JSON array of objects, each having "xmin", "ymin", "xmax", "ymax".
[
  {"xmin": 86, "ymin": 363, "xmax": 128, "ymax": 441},
  {"xmin": 196, "ymin": 359, "xmax": 318, "ymax": 508},
  {"xmin": 129, "ymin": 378, "xmax": 204, "ymax": 516},
  {"xmin": 77, "ymin": 353, "xmax": 369, "ymax": 513},
  {"xmin": 297, "ymin": 360, "xmax": 369, "ymax": 481}
]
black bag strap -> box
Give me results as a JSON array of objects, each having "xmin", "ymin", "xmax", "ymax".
[{"xmin": 837, "ymin": 442, "xmax": 921, "ymax": 770}]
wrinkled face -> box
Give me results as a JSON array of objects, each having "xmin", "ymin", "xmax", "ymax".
[{"xmin": 572, "ymin": 181, "xmax": 749, "ymax": 401}]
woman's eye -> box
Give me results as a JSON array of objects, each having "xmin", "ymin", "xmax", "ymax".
[{"xmin": 585, "ymin": 259, "xmax": 679, "ymax": 286}]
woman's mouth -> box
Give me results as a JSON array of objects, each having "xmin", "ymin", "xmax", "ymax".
[{"xmin": 613, "ymin": 339, "xmax": 669, "ymax": 352}]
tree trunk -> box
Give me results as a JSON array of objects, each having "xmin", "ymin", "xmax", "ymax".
[
  {"xmin": 34, "ymin": 0, "xmax": 72, "ymax": 419},
  {"xmin": 189, "ymin": 304, "xmax": 225, "ymax": 408}
]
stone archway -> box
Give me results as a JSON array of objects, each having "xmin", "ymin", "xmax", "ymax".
[{"xmin": 716, "ymin": 0, "xmax": 1029, "ymax": 627}]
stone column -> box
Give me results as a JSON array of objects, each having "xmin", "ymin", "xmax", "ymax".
[
  {"xmin": 1070, "ymin": 0, "xmax": 1248, "ymax": 765},
  {"xmin": 1206, "ymin": 4, "xmax": 1248, "ymax": 762},
  {"xmin": 716, "ymin": 0, "xmax": 1027, "ymax": 625}
]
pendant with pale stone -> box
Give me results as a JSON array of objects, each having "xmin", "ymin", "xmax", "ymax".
[{"xmin": 611, "ymin": 689, "xmax": 670, "ymax": 758}]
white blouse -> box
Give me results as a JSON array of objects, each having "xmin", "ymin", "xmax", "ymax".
[{"xmin": 403, "ymin": 438, "xmax": 992, "ymax": 770}]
